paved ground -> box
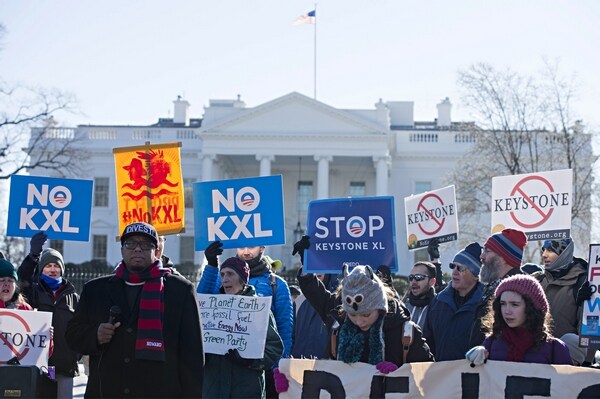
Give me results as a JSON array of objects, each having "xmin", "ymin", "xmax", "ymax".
[{"xmin": 73, "ymin": 362, "xmax": 87, "ymax": 398}]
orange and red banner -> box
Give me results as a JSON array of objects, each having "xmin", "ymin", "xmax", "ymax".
[{"xmin": 113, "ymin": 142, "xmax": 185, "ymax": 237}]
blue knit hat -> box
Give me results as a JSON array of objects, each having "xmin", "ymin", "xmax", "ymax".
[{"xmin": 452, "ymin": 242, "xmax": 482, "ymax": 276}]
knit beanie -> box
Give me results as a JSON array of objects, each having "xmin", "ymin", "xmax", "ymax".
[
  {"xmin": 0, "ymin": 259, "xmax": 18, "ymax": 281},
  {"xmin": 452, "ymin": 242, "xmax": 482, "ymax": 276},
  {"xmin": 484, "ymin": 228, "xmax": 528, "ymax": 268},
  {"xmin": 342, "ymin": 265, "xmax": 388, "ymax": 315},
  {"xmin": 495, "ymin": 274, "xmax": 548, "ymax": 313},
  {"xmin": 542, "ymin": 238, "xmax": 573, "ymax": 256},
  {"xmin": 220, "ymin": 257, "xmax": 250, "ymax": 285},
  {"xmin": 39, "ymin": 248, "xmax": 65, "ymax": 276}
]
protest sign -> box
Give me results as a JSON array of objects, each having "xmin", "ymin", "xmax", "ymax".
[
  {"xmin": 580, "ymin": 243, "xmax": 600, "ymax": 347},
  {"xmin": 7, "ymin": 175, "xmax": 93, "ymax": 240},
  {"xmin": 197, "ymin": 293, "xmax": 272, "ymax": 359},
  {"xmin": 404, "ymin": 185, "xmax": 458, "ymax": 250},
  {"xmin": 0, "ymin": 309, "xmax": 52, "ymax": 369},
  {"xmin": 279, "ymin": 358, "xmax": 600, "ymax": 398},
  {"xmin": 304, "ymin": 196, "xmax": 397, "ymax": 273},
  {"xmin": 193, "ymin": 175, "xmax": 285, "ymax": 250},
  {"xmin": 113, "ymin": 142, "xmax": 185, "ymax": 236},
  {"xmin": 491, "ymin": 169, "xmax": 572, "ymax": 241}
]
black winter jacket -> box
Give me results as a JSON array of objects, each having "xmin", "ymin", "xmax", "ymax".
[
  {"xmin": 18, "ymin": 254, "xmax": 80, "ymax": 377},
  {"xmin": 297, "ymin": 271, "xmax": 434, "ymax": 366}
]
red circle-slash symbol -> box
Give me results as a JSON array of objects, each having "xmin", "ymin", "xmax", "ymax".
[
  {"xmin": 0, "ymin": 311, "xmax": 32, "ymax": 363},
  {"xmin": 509, "ymin": 176, "xmax": 555, "ymax": 228},
  {"xmin": 416, "ymin": 193, "xmax": 446, "ymax": 235}
]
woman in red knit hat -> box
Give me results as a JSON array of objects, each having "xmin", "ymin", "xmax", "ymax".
[{"xmin": 466, "ymin": 274, "xmax": 572, "ymax": 366}]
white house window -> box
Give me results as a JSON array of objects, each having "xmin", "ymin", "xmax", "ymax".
[
  {"xmin": 184, "ymin": 178, "xmax": 195, "ymax": 208},
  {"xmin": 415, "ymin": 181, "xmax": 432, "ymax": 194},
  {"xmin": 179, "ymin": 236, "xmax": 195, "ymax": 263},
  {"xmin": 92, "ymin": 235, "xmax": 107, "ymax": 261},
  {"xmin": 297, "ymin": 181, "xmax": 313, "ymax": 217},
  {"xmin": 349, "ymin": 181, "xmax": 366, "ymax": 197},
  {"xmin": 94, "ymin": 177, "xmax": 109, "ymax": 207}
]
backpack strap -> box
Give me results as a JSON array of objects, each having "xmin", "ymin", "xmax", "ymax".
[
  {"xmin": 402, "ymin": 321, "xmax": 415, "ymax": 364},
  {"xmin": 269, "ymin": 273, "xmax": 277, "ymax": 298},
  {"xmin": 330, "ymin": 320, "xmax": 340, "ymax": 359}
]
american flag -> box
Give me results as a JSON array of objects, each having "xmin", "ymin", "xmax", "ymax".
[{"xmin": 293, "ymin": 10, "xmax": 316, "ymax": 26}]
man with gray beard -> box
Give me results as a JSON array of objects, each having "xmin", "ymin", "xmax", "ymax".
[{"xmin": 468, "ymin": 228, "xmax": 527, "ymax": 348}]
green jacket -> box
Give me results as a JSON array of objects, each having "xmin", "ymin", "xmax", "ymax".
[{"xmin": 202, "ymin": 285, "xmax": 284, "ymax": 399}]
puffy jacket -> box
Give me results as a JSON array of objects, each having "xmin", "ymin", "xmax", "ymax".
[
  {"xmin": 201, "ymin": 285, "xmax": 284, "ymax": 398},
  {"xmin": 18, "ymin": 254, "xmax": 80, "ymax": 377},
  {"xmin": 423, "ymin": 281, "xmax": 483, "ymax": 361},
  {"xmin": 197, "ymin": 261, "xmax": 294, "ymax": 358}
]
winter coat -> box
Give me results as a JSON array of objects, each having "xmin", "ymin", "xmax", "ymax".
[
  {"xmin": 292, "ymin": 273, "xmax": 339, "ymax": 359},
  {"xmin": 423, "ymin": 281, "xmax": 484, "ymax": 361},
  {"xmin": 65, "ymin": 271, "xmax": 204, "ymax": 398},
  {"xmin": 536, "ymin": 257, "xmax": 588, "ymax": 337},
  {"xmin": 298, "ymin": 271, "xmax": 434, "ymax": 366},
  {"xmin": 468, "ymin": 267, "xmax": 522, "ymax": 348},
  {"xmin": 197, "ymin": 259, "xmax": 294, "ymax": 359},
  {"xmin": 18, "ymin": 254, "xmax": 80, "ymax": 377},
  {"xmin": 483, "ymin": 335, "xmax": 572, "ymax": 365},
  {"xmin": 202, "ymin": 285, "xmax": 284, "ymax": 399}
]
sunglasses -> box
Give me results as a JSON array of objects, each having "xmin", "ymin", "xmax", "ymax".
[
  {"xmin": 449, "ymin": 263, "xmax": 468, "ymax": 272},
  {"xmin": 408, "ymin": 274, "xmax": 429, "ymax": 282}
]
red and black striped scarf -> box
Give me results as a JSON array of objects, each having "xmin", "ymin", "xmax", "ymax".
[{"xmin": 115, "ymin": 260, "xmax": 170, "ymax": 362}]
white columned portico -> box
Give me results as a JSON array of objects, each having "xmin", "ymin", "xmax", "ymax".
[
  {"xmin": 201, "ymin": 154, "xmax": 216, "ymax": 181},
  {"xmin": 256, "ymin": 154, "xmax": 275, "ymax": 176},
  {"xmin": 373, "ymin": 155, "xmax": 390, "ymax": 196},
  {"xmin": 314, "ymin": 155, "xmax": 332, "ymax": 199}
]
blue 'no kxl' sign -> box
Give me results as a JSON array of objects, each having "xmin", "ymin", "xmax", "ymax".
[
  {"xmin": 7, "ymin": 175, "xmax": 94, "ymax": 241},
  {"xmin": 193, "ymin": 175, "xmax": 285, "ymax": 250},
  {"xmin": 304, "ymin": 196, "xmax": 398, "ymax": 274}
]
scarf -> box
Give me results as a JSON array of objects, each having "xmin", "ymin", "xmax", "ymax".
[
  {"xmin": 337, "ymin": 315, "xmax": 384, "ymax": 365},
  {"xmin": 502, "ymin": 327, "xmax": 535, "ymax": 362},
  {"xmin": 40, "ymin": 274, "xmax": 63, "ymax": 291},
  {"xmin": 247, "ymin": 255, "xmax": 270, "ymax": 277},
  {"xmin": 115, "ymin": 260, "xmax": 170, "ymax": 362},
  {"xmin": 408, "ymin": 287, "xmax": 435, "ymax": 307},
  {"xmin": 545, "ymin": 242, "xmax": 575, "ymax": 273}
]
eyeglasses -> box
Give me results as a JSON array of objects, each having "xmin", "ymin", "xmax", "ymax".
[
  {"xmin": 449, "ymin": 263, "xmax": 468, "ymax": 273},
  {"xmin": 123, "ymin": 240, "xmax": 156, "ymax": 251},
  {"xmin": 408, "ymin": 274, "xmax": 429, "ymax": 282},
  {"xmin": 0, "ymin": 278, "xmax": 16, "ymax": 285}
]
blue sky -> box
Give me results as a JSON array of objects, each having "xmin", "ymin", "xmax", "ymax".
[{"xmin": 1, "ymin": 0, "xmax": 599, "ymax": 128}]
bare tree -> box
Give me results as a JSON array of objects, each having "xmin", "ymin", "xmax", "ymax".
[
  {"xmin": 447, "ymin": 61, "xmax": 597, "ymax": 260},
  {"xmin": 0, "ymin": 24, "xmax": 88, "ymax": 258}
]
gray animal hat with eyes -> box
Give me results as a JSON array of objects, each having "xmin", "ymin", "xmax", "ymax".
[{"xmin": 341, "ymin": 265, "xmax": 388, "ymax": 316}]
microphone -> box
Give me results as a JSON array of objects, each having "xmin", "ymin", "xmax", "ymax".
[{"xmin": 108, "ymin": 305, "xmax": 121, "ymax": 325}]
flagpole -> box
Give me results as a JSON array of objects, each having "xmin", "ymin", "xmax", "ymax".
[{"xmin": 313, "ymin": 3, "xmax": 317, "ymax": 100}]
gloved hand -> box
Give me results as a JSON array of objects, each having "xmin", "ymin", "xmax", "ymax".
[
  {"xmin": 376, "ymin": 361, "xmax": 398, "ymax": 374},
  {"xmin": 466, "ymin": 346, "xmax": 488, "ymax": 367},
  {"xmin": 30, "ymin": 231, "xmax": 47, "ymax": 257},
  {"xmin": 273, "ymin": 368, "xmax": 289, "ymax": 393},
  {"xmin": 427, "ymin": 237, "xmax": 440, "ymax": 260},
  {"xmin": 204, "ymin": 241, "xmax": 223, "ymax": 267},
  {"xmin": 224, "ymin": 348, "xmax": 253, "ymax": 367},
  {"xmin": 576, "ymin": 281, "xmax": 593, "ymax": 306},
  {"xmin": 292, "ymin": 235, "xmax": 311, "ymax": 265}
]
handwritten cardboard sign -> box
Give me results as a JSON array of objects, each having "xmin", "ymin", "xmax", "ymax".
[{"xmin": 197, "ymin": 293, "xmax": 272, "ymax": 359}]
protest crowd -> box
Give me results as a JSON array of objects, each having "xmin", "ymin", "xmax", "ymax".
[{"xmin": 1, "ymin": 217, "xmax": 599, "ymax": 398}]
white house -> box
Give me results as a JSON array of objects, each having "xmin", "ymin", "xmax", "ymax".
[{"xmin": 28, "ymin": 92, "xmax": 475, "ymax": 275}]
